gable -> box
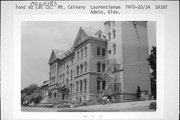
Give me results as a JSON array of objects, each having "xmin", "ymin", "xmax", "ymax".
[
  {"xmin": 48, "ymin": 51, "xmax": 57, "ymax": 64},
  {"xmin": 73, "ymin": 27, "xmax": 105, "ymax": 48},
  {"xmin": 73, "ymin": 27, "xmax": 88, "ymax": 48}
]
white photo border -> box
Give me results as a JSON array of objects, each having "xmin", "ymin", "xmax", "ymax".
[{"xmin": 13, "ymin": 14, "xmax": 164, "ymax": 120}]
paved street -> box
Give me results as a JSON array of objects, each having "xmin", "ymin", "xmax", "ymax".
[{"xmin": 22, "ymin": 100, "xmax": 156, "ymax": 112}]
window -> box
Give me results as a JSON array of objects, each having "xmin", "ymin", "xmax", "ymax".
[
  {"xmin": 114, "ymin": 83, "xmax": 117, "ymax": 91},
  {"xmin": 84, "ymin": 46, "xmax": 87, "ymax": 57},
  {"xmin": 102, "ymin": 63, "xmax": 106, "ymax": 72},
  {"xmin": 97, "ymin": 81, "xmax": 100, "ymax": 91},
  {"xmin": 84, "ymin": 79, "xmax": 87, "ymax": 91},
  {"xmin": 108, "ymin": 50, "xmax": 111, "ymax": 54},
  {"xmin": 108, "ymin": 32, "xmax": 111, "ymax": 40},
  {"xmin": 102, "ymin": 48, "xmax": 106, "ymax": 56},
  {"xmin": 80, "ymin": 81, "xmax": 83, "ymax": 92},
  {"xmin": 114, "ymin": 65, "xmax": 117, "ymax": 72},
  {"xmin": 63, "ymin": 74, "xmax": 65, "ymax": 83},
  {"xmin": 63, "ymin": 62, "xmax": 65, "ymax": 69},
  {"xmin": 80, "ymin": 64, "xmax": 83, "ymax": 74},
  {"xmin": 102, "ymin": 81, "xmax": 106, "ymax": 90},
  {"xmin": 97, "ymin": 62, "xmax": 101, "ymax": 72},
  {"xmin": 77, "ymin": 51, "xmax": 79, "ymax": 60},
  {"xmin": 77, "ymin": 66, "xmax": 79, "ymax": 75},
  {"xmin": 70, "ymin": 70, "xmax": 73, "ymax": 80},
  {"xmin": 113, "ymin": 43, "xmax": 116, "ymax": 54},
  {"xmin": 84, "ymin": 62, "xmax": 87, "ymax": 72},
  {"xmin": 54, "ymin": 93, "xmax": 56, "ymax": 98},
  {"xmin": 81, "ymin": 49, "xmax": 83, "ymax": 59},
  {"xmin": 113, "ymin": 29, "xmax": 116, "ymax": 38},
  {"xmin": 71, "ymin": 57, "xmax": 73, "ymax": 65},
  {"xmin": 70, "ymin": 84, "xmax": 72, "ymax": 93},
  {"xmin": 97, "ymin": 47, "xmax": 100, "ymax": 55},
  {"xmin": 76, "ymin": 81, "xmax": 79, "ymax": 92},
  {"xmin": 60, "ymin": 75, "xmax": 62, "ymax": 82},
  {"xmin": 66, "ymin": 65, "xmax": 69, "ymax": 75}
]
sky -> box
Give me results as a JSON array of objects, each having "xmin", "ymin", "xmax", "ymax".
[{"xmin": 21, "ymin": 21, "xmax": 156, "ymax": 89}]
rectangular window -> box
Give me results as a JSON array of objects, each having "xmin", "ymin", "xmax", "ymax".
[
  {"xmin": 76, "ymin": 83, "xmax": 78, "ymax": 92},
  {"xmin": 102, "ymin": 64, "xmax": 106, "ymax": 72},
  {"xmin": 84, "ymin": 47, "xmax": 87, "ymax": 57},
  {"xmin": 81, "ymin": 49, "xmax": 83, "ymax": 59},
  {"xmin": 102, "ymin": 81, "xmax": 106, "ymax": 90},
  {"xmin": 80, "ymin": 81, "xmax": 82, "ymax": 92},
  {"xmin": 84, "ymin": 80, "xmax": 87, "ymax": 91},
  {"xmin": 97, "ymin": 81, "xmax": 100, "ymax": 91},
  {"xmin": 102, "ymin": 48, "xmax": 106, "ymax": 56},
  {"xmin": 97, "ymin": 47, "xmax": 100, "ymax": 55},
  {"xmin": 77, "ymin": 51, "xmax": 79, "ymax": 60}
]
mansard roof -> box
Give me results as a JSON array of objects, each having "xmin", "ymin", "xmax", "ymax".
[
  {"xmin": 48, "ymin": 49, "xmax": 64, "ymax": 64},
  {"xmin": 73, "ymin": 27, "xmax": 107, "ymax": 48}
]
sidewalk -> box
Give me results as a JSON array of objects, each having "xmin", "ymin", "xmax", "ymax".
[{"xmin": 57, "ymin": 100, "xmax": 156, "ymax": 112}]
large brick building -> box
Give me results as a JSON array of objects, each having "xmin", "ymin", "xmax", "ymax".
[{"xmin": 46, "ymin": 21, "xmax": 151, "ymax": 103}]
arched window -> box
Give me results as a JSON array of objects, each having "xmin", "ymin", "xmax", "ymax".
[
  {"xmin": 102, "ymin": 63, "xmax": 106, "ymax": 72},
  {"xmin": 84, "ymin": 46, "xmax": 87, "ymax": 57},
  {"xmin": 77, "ymin": 66, "xmax": 79, "ymax": 75},
  {"xmin": 97, "ymin": 62, "xmax": 101, "ymax": 72},
  {"xmin": 97, "ymin": 47, "xmax": 100, "ymax": 55},
  {"xmin": 84, "ymin": 62, "xmax": 87, "ymax": 72},
  {"xmin": 80, "ymin": 64, "xmax": 83, "ymax": 74}
]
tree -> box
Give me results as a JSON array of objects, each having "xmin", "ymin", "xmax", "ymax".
[
  {"xmin": 147, "ymin": 46, "xmax": 156, "ymax": 99},
  {"xmin": 30, "ymin": 88, "xmax": 43, "ymax": 104},
  {"xmin": 136, "ymin": 85, "xmax": 141, "ymax": 100},
  {"xmin": 21, "ymin": 83, "xmax": 43, "ymax": 105}
]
